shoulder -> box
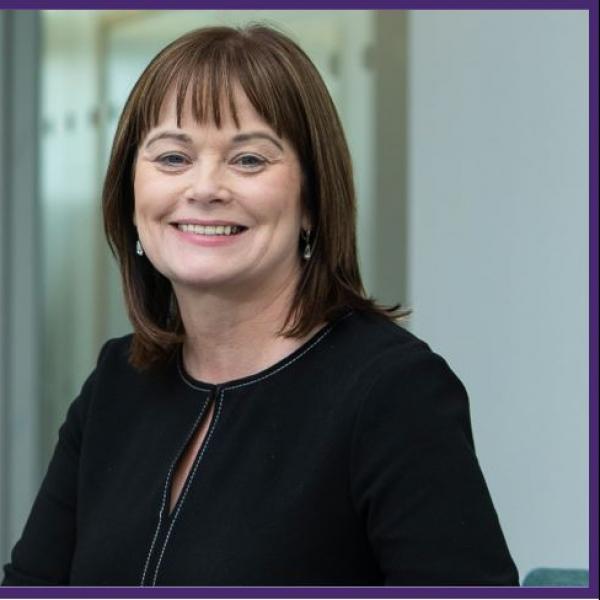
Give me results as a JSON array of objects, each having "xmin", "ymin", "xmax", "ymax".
[
  {"xmin": 69, "ymin": 333, "xmax": 181, "ymax": 440},
  {"xmin": 331, "ymin": 311, "xmax": 462, "ymax": 393},
  {"xmin": 73, "ymin": 333, "xmax": 148, "ymax": 416},
  {"xmin": 68, "ymin": 333, "xmax": 135, "ymax": 414},
  {"xmin": 94, "ymin": 333, "xmax": 135, "ymax": 371},
  {"xmin": 332, "ymin": 310, "xmax": 427, "ymax": 356},
  {"xmin": 334, "ymin": 311, "xmax": 472, "ymax": 442},
  {"xmin": 89, "ymin": 332, "xmax": 178, "ymax": 401},
  {"xmin": 92, "ymin": 333, "xmax": 169, "ymax": 384}
]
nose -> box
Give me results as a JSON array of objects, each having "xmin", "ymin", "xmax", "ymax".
[{"xmin": 185, "ymin": 161, "xmax": 232, "ymax": 205}]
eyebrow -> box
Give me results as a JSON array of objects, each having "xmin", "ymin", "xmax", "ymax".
[
  {"xmin": 231, "ymin": 132, "xmax": 284, "ymax": 152},
  {"xmin": 143, "ymin": 130, "xmax": 284, "ymax": 152},
  {"xmin": 144, "ymin": 132, "xmax": 193, "ymax": 149}
]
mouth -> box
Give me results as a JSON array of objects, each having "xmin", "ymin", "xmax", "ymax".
[{"xmin": 171, "ymin": 222, "xmax": 248, "ymax": 237}]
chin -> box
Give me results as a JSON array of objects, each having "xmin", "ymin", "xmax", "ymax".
[{"xmin": 170, "ymin": 269, "xmax": 247, "ymax": 291}]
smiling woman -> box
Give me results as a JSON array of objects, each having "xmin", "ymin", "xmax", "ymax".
[
  {"xmin": 2, "ymin": 25, "xmax": 519, "ymax": 587},
  {"xmin": 102, "ymin": 25, "xmax": 379, "ymax": 373}
]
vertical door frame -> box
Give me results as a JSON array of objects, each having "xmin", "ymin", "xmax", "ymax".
[
  {"xmin": 373, "ymin": 10, "xmax": 410, "ymax": 307},
  {"xmin": 0, "ymin": 10, "xmax": 42, "ymax": 565}
]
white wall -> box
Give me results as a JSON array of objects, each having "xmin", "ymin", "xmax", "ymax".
[{"xmin": 406, "ymin": 10, "xmax": 588, "ymax": 579}]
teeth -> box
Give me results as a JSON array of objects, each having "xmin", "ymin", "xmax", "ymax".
[{"xmin": 177, "ymin": 224, "xmax": 242, "ymax": 236}]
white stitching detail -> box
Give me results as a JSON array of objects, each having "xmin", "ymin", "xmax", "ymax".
[
  {"xmin": 146, "ymin": 311, "xmax": 351, "ymax": 583},
  {"xmin": 176, "ymin": 357, "xmax": 211, "ymax": 392},
  {"xmin": 224, "ymin": 323, "xmax": 337, "ymax": 391},
  {"xmin": 150, "ymin": 392, "xmax": 224, "ymax": 586},
  {"xmin": 177, "ymin": 314, "xmax": 350, "ymax": 393},
  {"xmin": 140, "ymin": 395, "xmax": 210, "ymax": 586}
]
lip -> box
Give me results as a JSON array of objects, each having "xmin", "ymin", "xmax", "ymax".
[
  {"xmin": 170, "ymin": 221, "xmax": 248, "ymax": 247},
  {"xmin": 170, "ymin": 219, "xmax": 247, "ymax": 227}
]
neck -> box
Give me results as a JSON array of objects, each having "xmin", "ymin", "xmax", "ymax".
[{"xmin": 174, "ymin": 269, "xmax": 314, "ymax": 384}]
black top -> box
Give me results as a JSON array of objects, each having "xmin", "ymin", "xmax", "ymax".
[{"xmin": 2, "ymin": 311, "xmax": 518, "ymax": 586}]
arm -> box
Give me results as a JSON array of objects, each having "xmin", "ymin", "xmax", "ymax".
[
  {"xmin": 350, "ymin": 346, "xmax": 519, "ymax": 586},
  {"xmin": 2, "ymin": 342, "xmax": 111, "ymax": 586}
]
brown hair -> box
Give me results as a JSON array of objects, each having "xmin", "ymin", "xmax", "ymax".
[{"xmin": 103, "ymin": 24, "xmax": 406, "ymax": 370}]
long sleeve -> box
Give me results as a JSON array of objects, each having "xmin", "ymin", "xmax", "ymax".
[
  {"xmin": 350, "ymin": 346, "xmax": 519, "ymax": 586},
  {"xmin": 2, "ymin": 344, "xmax": 108, "ymax": 586}
]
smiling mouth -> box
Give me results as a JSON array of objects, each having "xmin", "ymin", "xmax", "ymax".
[{"xmin": 174, "ymin": 223, "xmax": 248, "ymax": 236}]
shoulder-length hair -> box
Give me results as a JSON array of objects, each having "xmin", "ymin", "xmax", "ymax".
[{"xmin": 103, "ymin": 24, "xmax": 405, "ymax": 370}]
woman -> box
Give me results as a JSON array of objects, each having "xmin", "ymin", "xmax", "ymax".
[{"xmin": 2, "ymin": 25, "xmax": 518, "ymax": 586}]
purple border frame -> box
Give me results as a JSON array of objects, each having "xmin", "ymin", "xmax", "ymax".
[
  {"xmin": 0, "ymin": 1, "xmax": 598, "ymax": 598},
  {"xmin": 0, "ymin": 588, "xmax": 598, "ymax": 599},
  {"xmin": 0, "ymin": 0, "xmax": 595, "ymax": 8}
]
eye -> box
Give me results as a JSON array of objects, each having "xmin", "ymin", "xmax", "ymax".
[
  {"xmin": 155, "ymin": 153, "xmax": 190, "ymax": 168},
  {"xmin": 232, "ymin": 154, "xmax": 267, "ymax": 170}
]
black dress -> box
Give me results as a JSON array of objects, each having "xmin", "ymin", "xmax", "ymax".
[{"xmin": 2, "ymin": 311, "xmax": 519, "ymax": 586}]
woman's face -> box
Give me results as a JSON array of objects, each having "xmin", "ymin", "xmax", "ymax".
[{"xmin": 133, "ymin": 86, "xmax": 308, "ymax": 296}]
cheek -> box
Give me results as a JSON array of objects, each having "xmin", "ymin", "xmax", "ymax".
[
  {"xmin": 133, "ymin": 164, "xmax": 152, "ymax": 217},
  {"xmin": 252, "ymin": 196, "xmax": 302, "ymax": 234},
  {"xmin": 134, "ymin": 169, "xmax": 177, "ymax": 220},
  {"xmin": 248, "ymin": 172, "xmax": 303, "ymax": 224}
]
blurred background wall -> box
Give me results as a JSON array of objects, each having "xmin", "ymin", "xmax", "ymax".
[{"xmin": 0, "ymin": 8, "xmax": 589, "ymax": 583}]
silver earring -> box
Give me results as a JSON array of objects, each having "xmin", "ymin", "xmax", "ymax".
[
  {"xmin": 301, "ymin": 229, "xmax": 312, "ymax": 261},
  {"xmin": 136, "ymin": 239, "xmax": 144, "ymax": 256}
]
